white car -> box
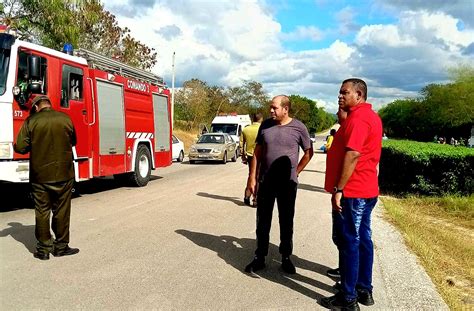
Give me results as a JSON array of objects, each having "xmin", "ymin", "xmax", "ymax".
[{"xmin": 172, "ymin": 135, "xmax": 185, "ymax": 162}]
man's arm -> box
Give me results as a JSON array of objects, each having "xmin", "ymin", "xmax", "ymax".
[
  {"xmin": 13, "ymin": 122, "xmax": 31, "ymax": 155},
  {"xmin": 332, "ymin": 149, "xmax": 360, "ymax": 212},
  {"xmin": 246, "ymin": 144, "xmax": 262, "ymax": 195},
  {"xmin": 296, "ymin": 147, "xmax": 313, "ymax": 176},
  {"xmin": 239, "ymin": 132, "xmax": 246, "ymax": 162}
]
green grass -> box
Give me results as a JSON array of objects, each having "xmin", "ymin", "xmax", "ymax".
[{"xmin": 381, "ymin": 195, "xmax": 474, "ymax": 310}]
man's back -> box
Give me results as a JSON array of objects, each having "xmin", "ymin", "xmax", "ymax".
[
  {"xmin": 241, "ymin": 122, "xmax": 260, "ymax": 156},
  {"xmin": 15, "ymin": 108, "xmax": 76, "ymax": 183}
]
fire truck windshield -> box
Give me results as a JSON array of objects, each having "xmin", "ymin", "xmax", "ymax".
[{"xmin": 0, "ymin": 34, "xmax": 15, "ymax": 96}]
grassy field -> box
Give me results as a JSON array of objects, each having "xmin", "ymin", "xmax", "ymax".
[
  {"xmin": 380, "ymin": 195, "xmax": 474, "ymax": 310},
  {"xmin": 173, "ymin": 128, "xmax": 200, "ymax": 154}
]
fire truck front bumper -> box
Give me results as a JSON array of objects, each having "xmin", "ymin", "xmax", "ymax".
[{"xmin": 0, "ymin": 160, "xmax": 29, "ymax": 183}]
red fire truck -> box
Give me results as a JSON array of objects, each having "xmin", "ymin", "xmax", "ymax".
[{"xmin": 0, "ymin": 32, "xmax": 172, "ymax": 186}]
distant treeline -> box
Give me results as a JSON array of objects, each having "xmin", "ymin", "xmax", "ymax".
[
  {"xmin": 379, "ymin": 66, "xmax": 474, "ymax": 142},
  {"xmin": 174, "ymin": 78, "xmax": 336, "ymax": 133}
]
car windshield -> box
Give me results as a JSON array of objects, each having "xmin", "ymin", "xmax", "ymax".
[
  {"xmin": 210, "ymin": 124, "xmax": 238, "ymax": 135},
  {"xmin": 198, "ymin": 134, "xmax": 225, "ymax": 144},
  {"xmin": 0, "ymin": 34, "xmax": 14, "ymax": 96}
]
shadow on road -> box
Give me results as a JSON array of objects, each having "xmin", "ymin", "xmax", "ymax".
[
  {"xmin": 0, "ymin": 222, "xmax": 36, "ymax": 253},
  {"xmin": 176, "ymin": 229, "xmax": 334, "ymax": 301},
  {"xmin": 0, "ymin": 183, "xmax": 34, "ymax": 212},
  {"xmin": 297, "ymin": 183, "xmax": 328, "ymax": 194},
  {"xmin": 196, "ymin": 192, "xmax": 248, "ymax": 207}
]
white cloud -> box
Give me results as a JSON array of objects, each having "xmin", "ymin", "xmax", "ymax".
[
  {"xmin": 102, "ymin": 1, "xmax": 474, "ymax": 113},
  {"xmin": 281, "ymin": 26, "xmax": 324, "ymax": 42}
]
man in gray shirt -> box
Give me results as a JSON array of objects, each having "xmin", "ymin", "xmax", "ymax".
[{"xmin": 245, "ymin": 95, "xmax": 313, "ymax": 274}]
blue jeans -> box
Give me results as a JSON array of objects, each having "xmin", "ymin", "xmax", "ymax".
[{"xmin": 333, "ymin": 197, "xmax": 378, "ymax": 301}]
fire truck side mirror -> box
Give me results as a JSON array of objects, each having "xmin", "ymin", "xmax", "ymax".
[{"xmin": 27, "ymin": 55, "xmax": 40, "ymax": 80}]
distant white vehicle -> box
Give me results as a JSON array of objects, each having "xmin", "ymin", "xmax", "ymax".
[
  {"xmin": 210, "ymin": 114, "xmax": 251, "ymax": 156},
  {"xmin": 172, "ymin": 135, "xmax": 185, "ymax": 162}
]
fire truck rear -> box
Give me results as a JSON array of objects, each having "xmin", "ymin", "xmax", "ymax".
[{"xmin": 0, "ymin": 32, "xmax": 172, "ymax": 187}]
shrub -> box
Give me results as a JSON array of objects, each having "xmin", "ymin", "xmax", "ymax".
[{"xmin": 379, "ymin": 140, "xmax": 474, "ymax": 195}]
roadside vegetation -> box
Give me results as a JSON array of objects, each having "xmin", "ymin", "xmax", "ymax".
[{"xmin": 381, "ymin": 195, "xmax": 474, "ymax": 310}]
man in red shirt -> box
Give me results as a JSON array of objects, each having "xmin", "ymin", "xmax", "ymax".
[{"xmin": 321, "ymin": 79, "xmax": 382, "ymax": 311}]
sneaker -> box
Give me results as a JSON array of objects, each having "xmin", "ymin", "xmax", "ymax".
[
  {"xmin": 52, "ymin": 246, "xmax": 80, "ymax": 257},
  {"xmin": 33, "ymin": 251, "xmax": 50, "ymax": 260},
  {"xmin": 320, "ymin": 293, "xmax": 360, "ymax": 311},
  {"xmin": 244, "ymin": 256, "xmax": 265, "ymax": 273},
  {"xmin": 357, "ymin": 289, "xmax": 375, "ymax": 306},
  {"xmin": 244, "ymin": 197, "xmax": 251, "ymax": 206},
  {"xmin": 281, "ymin": 256, "xmax": 296, "ymax": 274},
  {"xmin": 327, "ymin": 267, "xmax": 340, "ymax": 278}
]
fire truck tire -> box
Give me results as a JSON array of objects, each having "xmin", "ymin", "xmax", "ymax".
[
  {"xmin": 130, "ymin": 144, "xmax": 152, "ymax": 187},
  {"xmin": 221, "ymin": 151, "xmax": 227, "ymax": 164},
  {"xmin": 177, "ymin": 150, "xmax": 184, "ymax": 162}
]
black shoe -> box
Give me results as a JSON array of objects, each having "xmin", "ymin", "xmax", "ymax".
[
  {"xmin": 320, "ymin": 293, "xmax": 360, "ymax": 310},
  {"xmin": 334, "ymin": 281, "xmax": 341, "ymax": 291},
  {"xmin": 52, "ymin": 246, "xmax": 80, "ymax": 257},
  {"xmin": 33, "ymin": 251, "xmax": 50, "ymax": 260},
  {"xmin": 327, "ymin": 267, "xmax": 340, "ymax": 278},
  {"xmin": 357, "ymin": 289, "xmax": 374, "ymax": 306},
  {"xmin": 244, "ymin": 197, "xmax": 251, "ymax": 206},
  {"xmin": 281, "ymin": 257, "xmax": 296, "ymax": 274},
  {"xmin": 244, "ymin": 257, "xmax": 265, "ymax": 273}
]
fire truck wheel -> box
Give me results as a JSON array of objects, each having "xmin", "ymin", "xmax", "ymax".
[
  {"xmin": 130, "ymin": 144, "xmax": 152, "ymax": 187},
  {"xmin": 221, "ymin": 151, "xmax": 227, "ymax": 164},
  {"xmin": 231, "ymin": 151, "xmax": 237, "ymax": 162},
  {"xmin": 177, "ymin": 150, "xmax": 184, "ymax": 162}
]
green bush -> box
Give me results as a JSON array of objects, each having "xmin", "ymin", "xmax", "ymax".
[{"xmin": 379, "ymin": 140, "xmax": 474, "ymax": 195}]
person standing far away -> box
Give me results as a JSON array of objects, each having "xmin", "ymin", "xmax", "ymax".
[
  {"xmin": 14, "ymin": 95, "xmax": 80, "ymax": 260},
  {"xmin": 321, "ymin": 79, "xmax": 382, "ymax": 310},
  {"xmin": 244, "ymin": 95, "xmax": 313, "ymax": 274},
  {"xmin": 240, "ymin": 112, "xmax": 263, "ymax": 207}
]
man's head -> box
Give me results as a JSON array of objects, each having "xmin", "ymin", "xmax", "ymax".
[
  {"xmin": 338, "ymin": 78, "xmax": 367, "ymax": 111},
  {"xmin": 270, "ymin": 95, "xmax": 291, "ymax": 123},
  {"xmin": 252, "ymin": 112, "xmax": 263, "ymax": 123},
  {"xmin": 330, "ymin": 129, "xmax": 337, "ymax": 136},
  {"xmin": 31, "ymin": 95, "xmax": 52, "ymax": 112}
]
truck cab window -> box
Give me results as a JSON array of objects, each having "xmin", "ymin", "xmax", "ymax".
[
  {"xmin": 15, "ymin": 51, "xmax": 48, "ymax": 105},
  {"xmin": 61, "ymin": 64, "xmax": 83, "ymax": 107}
]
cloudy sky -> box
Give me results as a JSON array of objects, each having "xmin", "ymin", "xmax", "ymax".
[{"xmin": 102, "ymin": 0, "xmax": 474, "ymax": 112}]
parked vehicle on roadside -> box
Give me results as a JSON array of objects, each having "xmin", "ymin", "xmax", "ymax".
[
  {"xmin": 172, "ymin": 135, "xmax": 184, "ymax": 162},
  {"xmin": 188, "ymin": 133, "xmax": 237, "ymax": 164}
]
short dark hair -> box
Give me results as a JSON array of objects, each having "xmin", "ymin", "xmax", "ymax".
[
  {"xmin": 343, "ymin": 78, "xmax": 367, "ymax": 100},
  {"xmin": 252, "ymin": 112, "xmax": 263, "ymax": 122}
]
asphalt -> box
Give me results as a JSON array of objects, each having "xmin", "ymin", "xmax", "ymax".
[{"xmin": 0, "ymin": 137, "xmax": 448, "ymax": 310}]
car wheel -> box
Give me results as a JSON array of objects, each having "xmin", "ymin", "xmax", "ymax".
[
  {"xmin": 231, "ymin": 151, "xmax": 237, "ymax": 162},
  {"xmin": 221, "ymin": 151, "xmax": 227, "ymax": 164},
  {"xmin": 177, "ymin": 150, "xmax": 184, "ymax": 162},
  {"xmin": 129, "ymin": 144, "xmax": 151, "ymax": 187}
]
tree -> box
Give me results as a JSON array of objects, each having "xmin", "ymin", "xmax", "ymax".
[{"xmin": 1, "ymin": 0, "xmax": 157, "ymax": 70}]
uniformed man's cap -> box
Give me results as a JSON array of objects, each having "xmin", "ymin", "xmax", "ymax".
[{"xmin": 31, "ymin": 95, "xmax": 51, "ymax": 107}]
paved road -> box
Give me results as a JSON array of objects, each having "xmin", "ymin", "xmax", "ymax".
[{"xmin": 0, "ymin": 139, "xmax": 447, "ymax": 310}]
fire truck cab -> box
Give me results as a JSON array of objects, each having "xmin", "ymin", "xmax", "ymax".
[{"xmin": 0, "ymin": 32, "xmax": 172, "ymax": 186}]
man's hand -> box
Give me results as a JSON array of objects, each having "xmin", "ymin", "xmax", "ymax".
[
  {"xmin": 241, "ymin": 154, "xmax": 247, "ymax": 164},
  {"xmin": 331, "ymin": 192, "xmax": 343, "ymax": 213},
  {"xmin": 246, "ymin": 176, "xmax": 256, "ymax": 197}
]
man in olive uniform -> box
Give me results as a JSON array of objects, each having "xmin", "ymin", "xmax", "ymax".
[{"xmin": 14, "ymin": 95, "xmax": 80, "ymax": 260}]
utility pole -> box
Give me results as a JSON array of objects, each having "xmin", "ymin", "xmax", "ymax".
[{"xmin": 171, "ymin": 51, "xmax": 176, "ymax": 130}]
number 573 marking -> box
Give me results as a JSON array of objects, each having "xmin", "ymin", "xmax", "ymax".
[{"xmin": 14, "ymin": 110, "xmax": 23, "ymax": 117}]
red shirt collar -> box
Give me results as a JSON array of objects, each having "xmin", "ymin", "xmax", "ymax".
[{"xmin": 349, "ymin": 102, "xmax": 372, "ymax": 113}]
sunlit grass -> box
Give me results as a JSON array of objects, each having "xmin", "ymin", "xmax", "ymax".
[{"xmin": 381, "ymin": 195, "xmax": 474, "ymax": 310}]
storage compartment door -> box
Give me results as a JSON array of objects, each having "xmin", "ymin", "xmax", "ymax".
[{"xmin": 152, "ymin": 94, "xmax": 170, "ymax": 152}]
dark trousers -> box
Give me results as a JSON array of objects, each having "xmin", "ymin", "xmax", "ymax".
[
  {"xmin": 255, "ymin": 178, "xmax": 297, "ymax": 258},
  {"xmin": 31, "ymin": 179, "xmax": 74, "ymax": 253},
  {"xmin": 333, "ymin": 197, "xmax": 377, "ymax": 301}
]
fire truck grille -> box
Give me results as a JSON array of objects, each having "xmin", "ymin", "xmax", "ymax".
[{"xmin": 197, "ymin": 149, "xmax": 212, "ymax": 153}]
